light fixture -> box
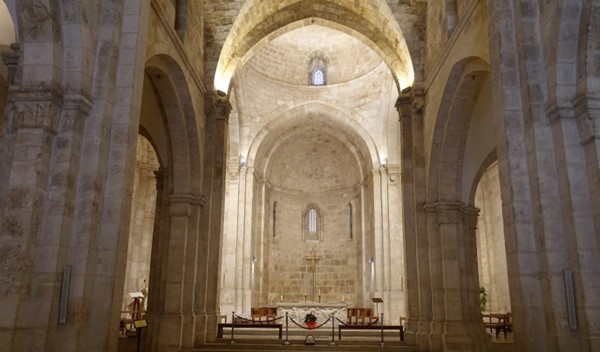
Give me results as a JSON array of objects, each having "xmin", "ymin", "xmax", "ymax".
[
  {"xmin": 401, "ymin": 86, "xmax": 412, "ymax": 94},
  {"xmin": 216, "ymin": 90, "xmax": 227, "ymax": 97},
  {"xmin": 240, "ymin": 155, "xmax": 247, "ymax": 166},
  {"xmin": 381, "ymin": 159, "xmax": 387, "ymax": 169}
]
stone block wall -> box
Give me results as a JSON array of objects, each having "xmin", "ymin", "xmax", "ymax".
[
  {"xmin": 475, "ymin": 162, "xmax": 510, "ymax": 313},
  {"xmin": 263, "ymin": 188, "xmax": 363, "ymax": 306}
]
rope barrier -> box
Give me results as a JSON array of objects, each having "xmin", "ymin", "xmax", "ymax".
[
  {"xmin": 334, "ymin": 316, "xmax": 380, "ymax": 327},
  {"xmin": 232, "ymin": 314, "xmax": 285, "ymax": 324},
  {"xmin": 288, "ymin": 315, "xmax": 332, "ymax": 330}
]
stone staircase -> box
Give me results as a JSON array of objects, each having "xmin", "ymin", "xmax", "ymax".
[{"xmin": 188, "ymin": 327, "xmax": 418, "ymax": 352}]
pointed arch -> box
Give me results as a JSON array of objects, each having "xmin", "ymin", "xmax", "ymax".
[
  {"xmin": 144, "ymin": 54, "xmax": 203, "ymax": 195},
  {"xmin": 214, "ymin": 0, "xmax": 414, "ymax": 94},
  {"xmin": 246, "ymin": 102, "xmax": 380, "ymax": 178},
  {"xmin": 426, "ymin": 56, "xmax": 490, "ymax": 203}
]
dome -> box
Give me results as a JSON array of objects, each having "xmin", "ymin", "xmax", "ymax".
[{"xmin": 246, "ymin": 24, "xmax": 384, "ymax": 86}]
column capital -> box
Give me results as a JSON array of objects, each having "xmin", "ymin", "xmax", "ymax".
[
  {"xmin": 1, "ymin": 43, "xmax": 20, "ymax": 86},
  {"xmin": 573, "ymin": 93, "xmax": 600, "ymax": 145},
  {"xmin": 7, "ymin": 84, "xmax": 63, "ymax": 133},
  {"xmin": 423, "ymin": 202, "xmax": 463, "ymax": 224},
  {"xmin": 204, "ymin": 91, "xmax": 232, "ymax": 122}
]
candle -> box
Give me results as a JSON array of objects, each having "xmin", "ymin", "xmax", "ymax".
[
  {"xmin": 318, "ymin": 289, "xmax": 321, "ymax": 295},
  {"xmin": 280, "ymin": 294, "xmax": 283, "ymax": 301}
]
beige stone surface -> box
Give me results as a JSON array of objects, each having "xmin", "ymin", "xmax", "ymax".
[{"xmin": 0, "ymin": 1, "xmax": 599, "ymax": 352}]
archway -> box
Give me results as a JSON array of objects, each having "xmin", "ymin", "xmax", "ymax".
[{"xmin": 214, "ymin": 0, "xmax": 414, "ymax": 94}]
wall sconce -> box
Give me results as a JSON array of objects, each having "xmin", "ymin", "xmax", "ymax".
[
  {"xmin": 240, "ymin": 155, "xmax": 247, "ymax": 166},
  {"xmin": 216, "ymin": 90, "xmax": 227, "ymax": 97},
  {"xmin": 381, "ymin": 159, "xmax": 387, "ymax": 169}
]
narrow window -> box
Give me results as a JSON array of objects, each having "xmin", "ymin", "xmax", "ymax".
[
  {"xmin": 348, "ymin": 203, "xmax": 353, "ymax": 240},
  {"xmin": 273, "ymin": 201, "xmax": 278, "ymax": 237},
  {"xmin": 303, "ymin": 204, "xmax": 322, "ymax": 242},
  {"xmin": 308, "ymin": 55, "xmax": 327, "ymax": 86},
  {"xmin": 312, "ymin": 68, "xmax": 325, "ymax": 86},
  {"xmin": 308, "ymin": 208, "xmax": 317, "ymax": 233}
]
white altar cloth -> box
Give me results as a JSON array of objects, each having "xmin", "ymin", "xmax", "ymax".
[{"xmin": 277, "ymin": 302, "xmax": 347, "ymax": 323}]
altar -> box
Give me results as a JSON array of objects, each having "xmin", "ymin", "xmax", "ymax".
[{"xmin": 277, "ymin": 302, "xmax": 347, "ymax": 323}]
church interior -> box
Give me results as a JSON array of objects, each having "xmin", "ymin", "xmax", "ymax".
[{"xmin": 0, "ymin": 0, "xmax": 599, "ymax": 351}]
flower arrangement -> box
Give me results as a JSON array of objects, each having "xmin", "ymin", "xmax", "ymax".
[{"xmin": 304, "ymin": 312, "xmax": 317, "ymax": 323}]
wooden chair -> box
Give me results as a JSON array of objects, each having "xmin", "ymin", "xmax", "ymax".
[
  {"xmin": 346, "ymin": 307, "xmax": 378, "ymax": 325},
  {"xmin": 251, "ymin": 307, "xmax": 277, "ymax": 323}
]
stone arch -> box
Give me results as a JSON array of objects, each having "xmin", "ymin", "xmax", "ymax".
[
  {"xmin": 445, "ymin": 0, "xmax": 458, "ymax": 33},
  {"xmin": 467, "ymin": 149, "xmax": 497, "ymax": 205},
  {"xmin": 214, "ymin": 0, "xmax": 414, "ymax": 94},
  {"xmin": 577, "ymin": 0, "xmax": 600, "ymax": 96},
  {"xmin": 9, "ymin": 0, "xmax": 63, "ymax": 85},
  {"xmin": 0, "ymin": 0, "xmax": 16, "ymax": 45},
  {"xmin": 547, "ymin": 0, "xmax": 585, "ymax": 105},
  {"xmin": 144, "ymin": 54, "xmax": 202, "ymax": 195},
  {"xmin": 246, "ymin": 102, "xmax": 379, "ymax": 176},
  {"xmin": 426, "ymin": 56, "xmax": 490, "ymax": 203}
]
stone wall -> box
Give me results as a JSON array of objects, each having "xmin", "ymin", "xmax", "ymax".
[
  {"xmin": 263, "ymin": 188, "xmax": 363, "ymax": 305},
  {"xmin": 122, "ymin": 136, "xmax": 159, "ymax": 311},
  {"xmin": 475, "ymin": 162, "xmax": 510, "ymax": 313}
]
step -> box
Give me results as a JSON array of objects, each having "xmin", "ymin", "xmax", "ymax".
[{"xmin": 188, "ymin": 340, "xmax": 418, "ymax": 352}]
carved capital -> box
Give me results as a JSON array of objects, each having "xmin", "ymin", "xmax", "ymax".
[
  {"xmin": 423, "ymin": 202, "xmax": 463, "ymax": 224},
  {"xmin": 20, "ymin": 0, "xmax": 52, "ymax": 39},
  {"xmin": 1, "ymin": 43, "xmax": 20, "ymax": 86},
  {"xmin": 573, "ymin": 93, "xmax": 600, "ymax": 145},
  {"xmin": 7, "ymin": 85, "xmax": 63, "ymax": 133},
  {"xmin": 461, "ymin": 205, "xmax": 480, "ymax": 229},
  {"xmin": 204, "ymin": 91, "xmax": 232, "ymax": 123},
  {"xmin": 227, "ymin": 162, "xmax": 240, "ymax": 180}
]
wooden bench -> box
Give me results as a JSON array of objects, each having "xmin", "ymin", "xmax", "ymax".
[
  {"xmin": 346, "ymin": 307, "xmax": 378, "ymax": 325},
  {"xmin": 482, "ymin": 313, "xmax": 511, "ymax": 339},
  {"xmin": 338, "ymin": 324, "xmax": 404, "ymax": 341},
  {"xmin": 217, "ymin": 323, "xmax": 283, "ymax": 339}
]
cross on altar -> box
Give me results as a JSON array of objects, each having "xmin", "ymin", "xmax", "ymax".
[{"xmin": 304, "ymin": 249, "xmax": 321, "ymax": 301}]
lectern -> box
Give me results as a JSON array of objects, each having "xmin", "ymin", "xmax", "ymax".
[{"xmin": 372, "ymin": 297, "xmax": 383, "ymax": 325}]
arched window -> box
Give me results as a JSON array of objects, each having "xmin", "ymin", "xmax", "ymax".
[
  {"xmin": 308, "ymin": 208, "xmax": 317, "ymax": 233},
  {"xmin": 308, "ymin": 55, "xmax": 327, "ymax": 86},
  {"xmin": 273, "ymin": 201, "xmax": 278, "ymax": 237},
  {"xmin": 348, "ymin": 202, "xmax": 353, "ymax": 240},
  {"xmin": 312, "ymin": 68, "xmax": 325, "ymax": 86},
  {"xmin": 303, "ymin": 204, "xmax": 323, "ymax": 242}
]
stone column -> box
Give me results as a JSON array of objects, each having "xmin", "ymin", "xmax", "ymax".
[
  {"xmin": 220, "ymin": 161, "xmax": 240, "ymax": 315},
  {"xmin": 240, "ymin": 166, "xmax": 255, "ymax": 314},
  {"xmin": 397, "ymin": 89, "xmax": 430, "ymax": 349},
  {"xmin": 146, "ymin": 167, "xmax": 169, "ymax": 351},
  {"xmin": 195, "ymin": 92, "xmax": 229, "ymax": 343},
  {"xmin": 385, "ymin": 164, "xmax": 405, "ymax": 324},
  {"xmin": 571, "ymin": 94, "xmax": 600, "ymax": 349},
  {"xmin": 424, "ymin": 202, "xmax": 485, "ymax": 352},
  {"xmin": 371, "ymin": 168, "xmax": 385, "ymax": 304},
  {"xmin": 0, "ymin": 85, "xmax": 62, "ymax": 350},
  {"xmin": 150, "ymin": 190, "xmax": 204, "ymax": 351}
]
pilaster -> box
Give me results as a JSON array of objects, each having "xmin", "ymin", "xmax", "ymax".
[
  {"xmin": 0, "ymin": 83, "xmax": 63, "ymax": 351},
  {"xmin": 196, "ymin": 92, "xmax": 230, "ymax": 344},
  {"xmin": 396, "ymin": 88, "xmax": 430, "ymax": 350}
]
